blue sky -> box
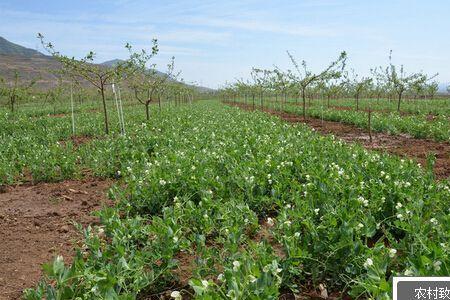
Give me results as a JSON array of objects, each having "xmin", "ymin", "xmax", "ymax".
[{"xmin": 0, "ymin": 0, "xmax": 449, "ymax": 88}]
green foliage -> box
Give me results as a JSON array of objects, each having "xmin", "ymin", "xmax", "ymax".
[{"xmin": 4, "ymin": 101, "xmax": 448, "ymax": 299}]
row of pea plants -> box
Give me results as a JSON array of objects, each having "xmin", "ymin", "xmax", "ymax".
[
  {"xmin": 24, "ymin": 101, "xmax": 449, "ymax": 299},
  {"xmin": 282, "ymin": 97, "xmax": 450, "ymax": 116},
  {"xmin": 240, "ymin": 99, "xmax": 450, "ymax": 142}
]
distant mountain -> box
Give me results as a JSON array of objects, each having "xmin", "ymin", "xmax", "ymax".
[
  {"xmin": 101, "ymin": 59, "xmax": 168, "ymax": 77},
  {"xmin": 101, "ymin": 58, "xmax": 215, "ymax": 92},
  {"xmin": 100, "ymin": 59, "xmax": 125, "ymax": 67},
  {"xmin": 0, "ymin": 36, "xmax": 45, "ymax": 57},
  {"xmin": 0, "ymin": 36, "xmax": 214, "ymax": 92}
]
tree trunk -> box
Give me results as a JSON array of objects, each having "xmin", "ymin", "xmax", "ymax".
[
  {"xmin": 145, "ymin": 101, "xmax": 150, "ymax": 120},
  {"xmin": 368, "ymin": 108, "xmax": 372, "ymax": 143},
  {"xmin": 100, "ymin": 85, "xmax": 109, "ymax": 134},
  {"xmin": 356, "ymin": 94, "xmax": 359, "ymax": 111},
  {"xmin": 10, "ymin": 95, "xmax": 15, "ymax": 113},
  {"xmin": 397, "ymin": 92, "xmax": 402, "ymax": 112},
  {"xmin": 302, "ymin": 88, "xmax": 306, "ymax": 120}
]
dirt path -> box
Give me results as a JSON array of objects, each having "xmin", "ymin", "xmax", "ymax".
[
  {"xmin": 226, "ymin": 102, "xmax": 450, "ymax": 179},
  {"xmin": 0, "ymin": 179, "xmax": 112, "ymax": 299}
]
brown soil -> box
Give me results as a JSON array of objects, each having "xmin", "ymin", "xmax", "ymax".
[
  {"xmin": 47, "ymin": 113, "xmax": 67, "ymax": 118},
  {"xmin": 59, "ymin": 135, "xmax": 94, "ymax": 148},
  {"xmin": 0, "ymin": 178, "xmax": 112, "ymax": 299},
  {"xmin": 226, "ymin": 102, "xmax": 450, "ymax": 179}
]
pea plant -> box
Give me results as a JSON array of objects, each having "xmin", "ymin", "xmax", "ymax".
[{"xmin": 21, "ymin": 101, "xmax": 450, "ymax": 300}]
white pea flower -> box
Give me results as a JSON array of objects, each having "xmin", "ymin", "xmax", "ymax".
[
  {"xmin": 389, "ymin": 248, "xmax": 397, "ymax": 258},
  {"xmin": 159, "ymin": 179, "xmax": 166, "ymax": 186},
  {"xmin": 430, "ymin": 218, "xmax": 438, "ymax": 225},
  {"xmin": 363, "ymin": 258, "xmax": 373, "ymax": 269},
  {"xmin": 404, "ymin": 269, "xmax": 414, "ymax": 276},
  {"xmin": 266, "ymin": 217, "xmax": 274, "ymax": 227},
  {"xmin": 170, "ymin": 291, "xmax": 182, "ymax": 300},
  {"xmin": 395, "ymin": 202, "xmax": 402, "ymax": 210},
  {"xmin": 357, "ymin": 223, "xmax": 364, "ymax": 229},
  {"xmin": 98, "ymin": 227, "xmax": 105, "ymax": 237},
  {"xmin": 56, "ymin": 255, "xmax": 64, "ymax": 264},
  {"xmin": 201, "ymin": 280, "xmax": 209, "ymax": 288},
  {"xmin": 232, "ymin": 261, "xmax": 241, "ymax": 271},
  {"xmin": 314, "ymin": 208, "xmax": 320, "ymax": 215},
  {"xmin": 433, "ymin": 261, "xmax": 442, "ymax": 271},
  {"xmin": 294, "ymin": 232, "xmax": 300, "ymax": 238},
  {"xmin": 396, "ymin": 214, "xmax": 404, "ymax": 220},
  {"xmin": 358, "ymin": 196, "xmax": 369, "ymax": 206}
]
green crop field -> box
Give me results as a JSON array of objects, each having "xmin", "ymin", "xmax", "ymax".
[
  {"xmin": 1, "ymin": 3, "xmax": 450, "ymax": 298},
  {"xmin": 0, "ymin": 100, "xmax": 447, "ymax": 299}
]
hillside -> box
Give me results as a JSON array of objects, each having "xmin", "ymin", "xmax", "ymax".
[
  {"xmin": 0, "ymin": 54, "xmax": 60, "ymax": 86},
  {"xmin": 0, "ymin": 37, "xmax": 214, "ymax": 92},
  {"xmin": 0, "ymin": 36, "xmax": 45, "ymax": 57}
]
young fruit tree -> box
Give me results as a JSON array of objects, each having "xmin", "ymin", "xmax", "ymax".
[
  {"xmin": 128, "ymin": 55, "xmax": 177, "ymax": 120},
  {"xmin": 425, "ymin": 81, "xmax": 439, "ymax": 100},
  {"xmin": 44, "ymin": 73, "xmax": 66, "ymax": 114},
  {"xmin": 270, "ymin": 68, "xmax": 290, "ymax": 108},
  {"xmin": 287, "ymin": 51, "xmax": 347, "ymax": 119},
  {"xmin": 38, "ymin": 33, "xmax": 144, "ymax": 134},
  {"xmin": 0, "ymin": 71, "xmax": 36, "ymax": 113},
  {"xmin": 385, "ymin": 50, "xmax": 437, "ymax": 112},
  {"xmin": 320, "ymin": 79, "xmax": 345, "ymax": 108},
  {"xmin": 370, "ymin": 67, "xmax": 388, "ymax": 104},
  {"xmin": 234, "ymin": 79, "xmax": 251, "ymax": 105},
  {"xmin": 251, "ymin": 68, "xmax": 271, "ymax": 108},
  {"xmin": 345, "ymin": 70, "xmax": 373, "ymax": 111}
]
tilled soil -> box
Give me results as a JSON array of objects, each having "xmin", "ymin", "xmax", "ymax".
[
  {"xmin": 227, "ymin": 102, "xmax": 450, "ymax": 179},
  {"xmin": 0, "ymin": 178, "xmax": 112, "ymax": 299}
]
